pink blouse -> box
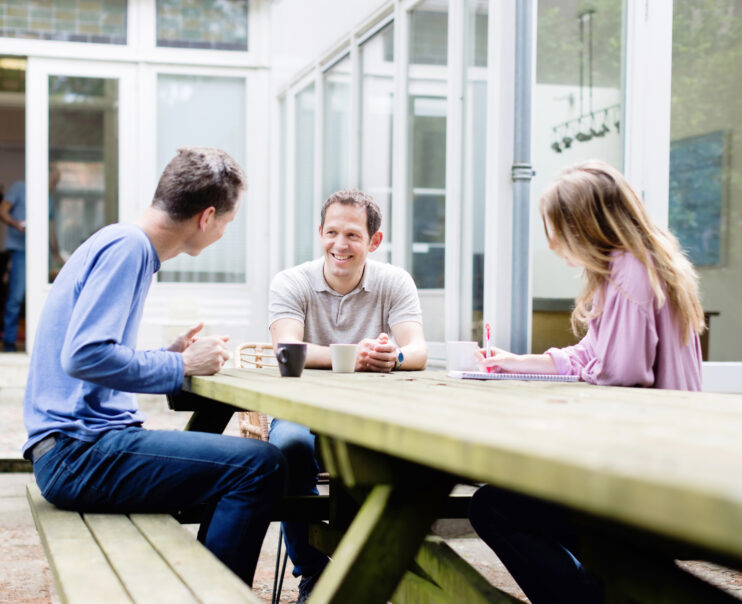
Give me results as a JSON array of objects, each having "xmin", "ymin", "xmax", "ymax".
[{"xmin": 546, "ymin": 251, "xmax": 702, "ymax": 391}]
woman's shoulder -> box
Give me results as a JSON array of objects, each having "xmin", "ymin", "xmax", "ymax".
[{"xmin": 608, "ymin": 251, "xmax": 655, "ymax": 306}]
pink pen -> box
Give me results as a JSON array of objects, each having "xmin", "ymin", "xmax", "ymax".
[{"xmin": 485, "ymin": 323, "xmax": 491, "ymax": 358}]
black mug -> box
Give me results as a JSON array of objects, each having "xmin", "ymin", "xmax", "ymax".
[{"xmin": 276, "ymin": 342, "xmax": 307, "ymax": 377}]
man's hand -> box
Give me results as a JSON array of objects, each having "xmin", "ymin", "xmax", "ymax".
[
  {"xmin": 356, "ymin": 332, "xmax": 396, "ymax": 372},
  {"xmin": 182, "ymin": 334, "xmax": 231, "ymax": 376},
  {"xmin": 167, "ymin": 322, "xmax": 204, "ymax": 353}
]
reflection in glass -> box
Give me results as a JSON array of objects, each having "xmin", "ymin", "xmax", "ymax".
[
  {"xmin": 360, "ymin": 22, "xmax": 394, "ymax": 262},
  {"xmin": 466, "ymin": 0, "xmax": 489, "ymax": 341},
  {"xmin": 410, "ymin": 0, "xmax": 449, "ymax": 66},
  {"xmin": 323, "ymin": 55, "xmax": 350, "ymax": 199},
  {"xmin": 295, "ymin": 84, "xmax": 316, "ymax": 264},
  {"xmin": 49, "ymin": 76, "xmax": 119, "ymax": 282},
  {"xmin": 670, "ymin": 1, "xmax": 741, "ymax": 361},
  {"xmin": 409, "ymin": 96, "xmax": 446, "ymax": 289},
  {"xmin": 531, "ymin": 0, "xmax": 624, "ymax": 354},
  {"xmin": 156, "ymin": 74, "xmax": 246, "ymax": 283},
  {"xmin": 156, "ymin": 0, "xmax": 248, "ymax": 51}
]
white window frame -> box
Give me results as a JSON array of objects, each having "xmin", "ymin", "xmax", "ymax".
[{"xmin": 25, "ymin": 57, "xmax": 138, "ymax": 352}]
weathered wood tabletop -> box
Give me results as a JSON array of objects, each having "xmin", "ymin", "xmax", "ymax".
[{"xmin": 174, "ymin": 368, "xmax": 742, "ymax": 603}]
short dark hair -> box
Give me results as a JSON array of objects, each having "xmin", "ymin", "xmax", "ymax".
[
  {"xmin": 152, "ymin": 147, "xmax": 246, "ymax": 221},
  {"xmin": 320, "ymin": 189, "xmax": 382, "ymax": 237}
]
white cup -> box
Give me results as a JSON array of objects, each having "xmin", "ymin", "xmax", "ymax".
[
  {"xmin": 446, "ymin": 341, "xmax": 480, "ymax": 372},
  {"xmin": 330, "ymin": 343, "xmax": 358, "ymax": 373}
]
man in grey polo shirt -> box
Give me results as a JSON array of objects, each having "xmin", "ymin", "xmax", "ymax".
[{"xmin": 268, "ymin": 188, "xmax": 426, "ymax": 602}]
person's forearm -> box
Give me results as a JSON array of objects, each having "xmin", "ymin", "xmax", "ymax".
[
  {"xmin": 0, "ymin": 211, "xmax": 21, "ymax": 230},
  {"xmin": 304, "ymin": 342, "xmax": 332, "ymax": 368},
  {"xmin": 399, "ymin": 341, "xmax": 427, "ymax": 370},
  {"xmin": 514, "ymin": 353, "xmax": 557, "ymax": 373}
]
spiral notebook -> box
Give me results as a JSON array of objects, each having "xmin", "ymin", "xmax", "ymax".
[{"xmin": 448, "ymin": 370, "xmax": 579, "ymax": 382}]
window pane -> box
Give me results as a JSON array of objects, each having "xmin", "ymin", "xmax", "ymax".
[
  {"xmin": 322, "ymin": 55, "xmax": 350, "ymax": 199},
  {"xmin": 409, "ymin": 0, "xmax": 448, "ymax": 299},
  {"xmin": 295, "ymin": 84, "xmax": 315, "ymax": 264},
  {"xmin": 156, "ymin": 74, "xmax": 246, "ymax": 283},
  {"xmin": 531, "ymin": 0, "xmax": 624, "ymax": 354},
  {"xmin": 360, "ymin": 22, "xmax": 394, "ymax": 263},
  {"xmin": 670, "ymin": 1, "xmax": 742, "ymax": 361},
  {"xmin": 49, "ymin": 76, "xmax": 119, "ymax": 282},
  {"xmin": 156, "ymin": 0, "xmax": 248, "ymax": 51},
  {"xmin": 409, "ymin": 96, "xmax": 446, "ymax": 289},
  {"xmin": 0, "ymin": 1, "xmax": 126, "ymax": 45},
  {"xmin": 466, "ymin": 0, "xmax": 488, "ymax": 341},
  {"xmin": 410, "ymin": 0, "xmax": 448, "ymax": 66}
]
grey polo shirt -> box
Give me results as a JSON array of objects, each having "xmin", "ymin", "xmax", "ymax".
[{"xmin": 268, "ymin": 258, "xmax": 422, "ymax": 346}]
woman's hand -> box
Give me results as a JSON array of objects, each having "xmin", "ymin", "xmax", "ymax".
[{"xmin": 477, "ymin": 349, "xmax": 558, "ymax": 374}]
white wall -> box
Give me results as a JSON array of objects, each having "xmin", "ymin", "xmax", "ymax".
[{"xmin": 269, "ymin": 0, "xmax": 386, "ymax": 93}]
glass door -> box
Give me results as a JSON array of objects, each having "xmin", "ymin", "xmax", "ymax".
[{"xmin": 25, "ymin": 57, "xmax": 135, "ymax": 352}]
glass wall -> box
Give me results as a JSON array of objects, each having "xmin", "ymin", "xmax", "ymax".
[
  {"xmin": 531, "ymin": 0, "xmax": 624, "ymax": 353},
  {"xmin": 669, "ymin": 1, "xmax": 742, "ymax": 361},
  {"xmin": 48, "ymin": 75, "xmax": 119, "ymax": 281},
  {"xmin": 408, "ymin": 0, "xmax": 448, "ymax": 291},
  {"xmin": 465, "ymin": 0, "xmax": 488, "ymax": 342},
  {"xmin": 156, "ymin": 0, "xmax": 248, "ymax": 51},
  {"xmin": 360, "ymin": 22, "xmax": 394, "ymax": 262},
  {"xmin": 156, "ymin": 73, "xmax": 246, "ymax": 283},
  {"xmin": 294, "ymin": 83, "xmax": 316, "ymax": 264},
  {"xmin": 322, "ymin": 55, "xmax": 350, "ymax": 199}
]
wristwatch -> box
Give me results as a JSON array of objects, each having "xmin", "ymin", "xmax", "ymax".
[{"xmin": 393, "ymin": 348, "xmax": 404, "ymax": 370}]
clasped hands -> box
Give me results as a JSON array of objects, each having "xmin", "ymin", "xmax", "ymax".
[
  {"xmin": 356, "ymin": 332, "xmax": 397, "ymax": 372},
  {"xmin": 169, "ymin": 322, "xmax": 231, "ymax": 376}
]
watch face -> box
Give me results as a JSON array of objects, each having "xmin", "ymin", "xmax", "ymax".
[{"xmin": 397, "ymin": 350, "xmax": 404, "ymax": 362}]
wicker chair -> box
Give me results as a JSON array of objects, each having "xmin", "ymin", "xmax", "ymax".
[{"xmin": 233, "ymin": 342, "xmax": 275, "ymax": 441}]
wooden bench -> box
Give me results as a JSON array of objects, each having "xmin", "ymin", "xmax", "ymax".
[{"xmin": 27, "ymin": 483, "xmax": 262, "ymax": 604}]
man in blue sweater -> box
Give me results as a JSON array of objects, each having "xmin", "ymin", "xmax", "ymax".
[{"xmin": 22, "ymin": 147, "xmax": 285, "ymax": 586}]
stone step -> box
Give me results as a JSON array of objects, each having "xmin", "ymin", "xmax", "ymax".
[{"xmin": 0, "ymin": 353, "xmax": 29, "ymax": 389}]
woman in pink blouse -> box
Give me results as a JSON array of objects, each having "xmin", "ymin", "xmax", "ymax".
[{"xmin": 469, "ymin": 160, "xmax": 706, "ymax": 603}]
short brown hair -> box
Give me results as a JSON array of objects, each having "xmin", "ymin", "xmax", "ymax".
[
  {"xmin": 320, "ymin": 189, "xmax": 382, "ymax": 237},
  {"xmin": 152, "ymin": 147, "xmax": 246, "ymax": 221}
]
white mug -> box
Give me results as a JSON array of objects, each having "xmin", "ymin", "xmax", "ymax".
[
  {"xmin": 330, "ymin": 343, "xmax": 358, "ymax": 373},
  {"xmin": 446, "ymin": 341, "xmax": 480, "ymax": 372}
]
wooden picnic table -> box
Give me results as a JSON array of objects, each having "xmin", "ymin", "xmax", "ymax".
[{"xmin": 170, "ymin": 368, "xmax": 742, "ymax": 604}]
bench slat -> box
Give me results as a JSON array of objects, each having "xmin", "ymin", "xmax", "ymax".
[
  {"xmin": 130, "ymin": 514, "xmax": 262, "ymax": 604},
  {"xmin": 84, "ymin": 513, "xmax": 198, "ymax": 604},
  {"xmin": 26, "ymin": 484, "xmax": 132, "ymax": 604}
]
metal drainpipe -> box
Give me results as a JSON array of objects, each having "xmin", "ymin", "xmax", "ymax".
[{"xmin": 511, "ymin": 0, "xmax": 536, "ymax": 354}]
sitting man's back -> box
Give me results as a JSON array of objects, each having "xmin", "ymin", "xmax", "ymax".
[{"xmin": 24, "ymin": 147, "xmax": 284, "ymax": 586}]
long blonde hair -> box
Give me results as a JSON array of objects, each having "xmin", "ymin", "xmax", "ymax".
[{"xmin": 539, "ymin": 160, "xmax": 705, "ymax": 344}]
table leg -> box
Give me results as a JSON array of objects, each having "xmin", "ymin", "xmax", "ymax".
[
  {"xmin": 167, "ymin": 391, "xmax": 237, "ymax": 434},
  {"xmin": 310, "ymin": 438, "xmax": 454, "ymax": 604}
]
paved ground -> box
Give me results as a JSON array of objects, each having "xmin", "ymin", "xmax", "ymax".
[{"xmin": 1, "ymin": 353, "xmax": 741, "ymax": 603}]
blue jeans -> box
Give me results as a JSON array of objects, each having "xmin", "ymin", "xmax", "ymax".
[
  {"xmin": 2, "ymin": 250, "xmax": 25, "ymax": 346},
  {"xmin": 269, "ymin": 419, "xmax": 329, "ymax": 577},
  {"xmin": 33, "ymin": 426, "xmax": 285, "ymax": 585},
  {"xmin": 469, "ymin": 485, "xmax": 603, "ymax": 604}
]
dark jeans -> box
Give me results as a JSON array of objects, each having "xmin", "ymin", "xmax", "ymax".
[
  {"xmin": 469, "ymin": 485, "xmax": 603, "ymax": 604},
  {"xmin": 2, "ymin": 249, "xmax": 24, "ymax": 346},
  {"xmin": 33, "ymin": 426, "xmax": 285, "ymax": 585},
  {"xmin": 269, "ymin": 418, "xmax": 329, "ymax": 577}
]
